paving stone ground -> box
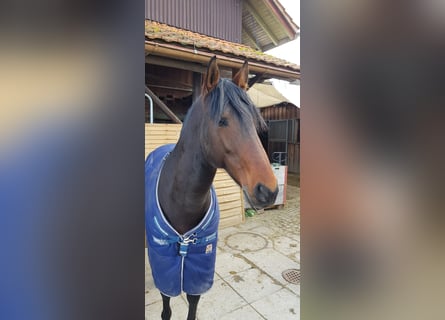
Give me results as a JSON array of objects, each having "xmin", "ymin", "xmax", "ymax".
[{"xmin": 146, "ymin": 174, "xmax": 300, "ymax": 320}]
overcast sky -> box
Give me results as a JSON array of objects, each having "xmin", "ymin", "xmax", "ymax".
[{"xmin": 265, "ymin": 0, "xmax": 300, "ymax": 106}]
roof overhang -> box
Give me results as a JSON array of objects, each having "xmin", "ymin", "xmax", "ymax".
[
  {"xmin": 242, "ymin": 0, "xmax": 300, "ymax": 51},
  {"xmin": 145, "ymin": 41, "xmax": 299, "ymax": 82},
  {"xmin": 145, "ymin": 20, "xmax": 299, "ymax": 82}
]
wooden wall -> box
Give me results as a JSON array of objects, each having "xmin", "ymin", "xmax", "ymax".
[
  {"xmin": 260, "ymin": 104, "xmax": 300, "ymax": 173},
  {"xmin": 145, "ymin": 124, "xmax": 245, "ymax": 229},
  {"xmin": 145, "ymin": 0, "xmax": 242, "ymax": 43},
  {"xmin": 145, "ymin": 123, "xmax": 182, "ymax": 154},
  {"xmin": 260, "ymin": 103, "xmax": 300, "ymax": 120}
]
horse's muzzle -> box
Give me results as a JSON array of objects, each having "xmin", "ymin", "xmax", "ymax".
[{"xmin": 253, "ymin": 183, "xmax": 278, "ymax": 208}]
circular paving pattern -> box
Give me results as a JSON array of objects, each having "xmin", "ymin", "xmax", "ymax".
[{"xmin": 225, "ymin": 232, "xmax": 268, "ymax": 252}]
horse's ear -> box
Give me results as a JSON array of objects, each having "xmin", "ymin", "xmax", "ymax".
[
  {"xmin": 202, "ymin": 56, "xmax": 220, "ymax": 94},
  {"xmin": 232, "ymin": 60, "xmax": 249, "ymax": 90}
]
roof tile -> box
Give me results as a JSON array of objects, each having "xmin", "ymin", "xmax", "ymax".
[{"xmin": 145, "ymin": 20, "xmax": 299, "ymax": 71}]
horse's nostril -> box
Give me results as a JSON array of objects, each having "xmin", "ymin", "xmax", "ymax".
[{"xmin": 254, "ymin": 183, "xmax": 278, "ymax": 206}]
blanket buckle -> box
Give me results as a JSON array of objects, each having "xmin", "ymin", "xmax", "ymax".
[{"xmin": 179, "ymin": 233, "xmax": 198, "ymax": 256}]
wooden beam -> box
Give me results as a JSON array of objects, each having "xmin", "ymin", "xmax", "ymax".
[
  {"xmin": 262, "ymin": 0, "xmax": 299, "ymax": 40},
  {"xmin": 244, "ymin": 1, "xmax": 279, "ymax": 46},
  {"xmin": 145, "ymin": 86, "xmax": 182, "ymax": 124},
  {"xmin": 242, "ymin": 23, "xmax": 261, "ymax": 51},
  {"xmin": 145, "ymin": 41, "xmax": 300, "ymax": 81},
  {"xmin": 145, "ymin": 83, "xmax": 192, "ymax": 92},
  {"xmin": 248, "ymin": 73, "xmax": 265, "ymax": 88},
  {"xmin": 146, "ymin": 55, "xmax": 206, "ymax": 73},
  {"xmin": 146, "ymin": 54, "xmax": 234, "ymax": 78},
  {"xmin": 192, "ymin": 72, "xmax": 202, "ymax": 102}
]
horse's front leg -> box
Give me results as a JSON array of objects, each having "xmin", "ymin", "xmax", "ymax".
[
  {"xmin": 186, "ymin": 294, "xmax": 201, "ymax": 320},
  {"xmin": 160, "ymin": 293, "xmax": 172, "ymax": 320}
]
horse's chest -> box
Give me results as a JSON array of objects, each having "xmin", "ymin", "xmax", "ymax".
[{"xmin": 145, "ymin": 144, "xmax": 220, "ymax": 297}]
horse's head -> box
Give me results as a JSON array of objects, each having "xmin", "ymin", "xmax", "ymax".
[{"xmin": 200, "ymin": 57, "xmax": 278, "ymax": 209}]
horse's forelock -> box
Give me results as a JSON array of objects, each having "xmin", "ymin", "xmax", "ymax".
[{"xmin": 205, "ymin": 79, "xmax": 267, "ymax": 133}]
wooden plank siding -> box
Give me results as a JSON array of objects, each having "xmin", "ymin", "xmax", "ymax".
[
  {"xmin": 145, "ymin": 123, "xmax": 245, "ymax": 229},
  {"xmin": 260, "ymin": 103, "xmax": 300, "ymax": 120},
  {"xmin": 145, "ymin": 0, "xmax": 242, "ymax": 43}
]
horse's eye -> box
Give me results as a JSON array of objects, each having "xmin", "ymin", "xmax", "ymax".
[{"xmin": 218, "ymin": 118, "xmax": 228, "ymax": 127}]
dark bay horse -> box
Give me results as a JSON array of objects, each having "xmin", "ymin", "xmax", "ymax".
[{"xmin": 145, "ymin": 57, "xmax": 278, "ymax": 320}]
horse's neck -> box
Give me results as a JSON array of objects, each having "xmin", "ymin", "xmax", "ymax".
[{"xmin": 158, "ymin": 119, "xmax": 216, "ymax": 234}]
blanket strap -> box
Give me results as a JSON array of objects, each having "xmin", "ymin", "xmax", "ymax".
[{"xmin": 178, "ymin": 231, "xmax": 218, "ymax": 257}]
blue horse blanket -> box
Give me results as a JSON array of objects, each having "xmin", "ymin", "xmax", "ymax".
[{"xmin": 145, "ymin": 144, "xmax": 219, "ymax": 297}]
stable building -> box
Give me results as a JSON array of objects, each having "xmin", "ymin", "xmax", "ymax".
[
  {"xmin": 248, "ymin": 82, "xmax": 300, "ymax": 174},
  {"xmin": 145, "ymin": 0, "xmax": 300, "ymax": 227}
]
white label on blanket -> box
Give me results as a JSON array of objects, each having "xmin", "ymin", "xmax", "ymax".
[{"xmin": 205, "ymin": 244, "xmax": 213, "ymax": 254}]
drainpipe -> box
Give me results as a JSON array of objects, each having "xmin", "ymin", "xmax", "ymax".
[{"xmin": 145, "ymin": 93, "xmax": 153, "ymax": 124}]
